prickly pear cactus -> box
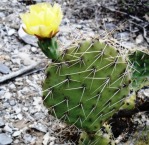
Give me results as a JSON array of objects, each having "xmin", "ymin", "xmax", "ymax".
[
  {"xmin": 129, "ymin": 50, "xmax": 149, "ymax": 90},
  {"xmin": 79, "ymin": 124, "xmax": 115, "ymax": 145},
  {"xmin": 43, "ymin": 40, "xmax": 131, "ymax": 133}
]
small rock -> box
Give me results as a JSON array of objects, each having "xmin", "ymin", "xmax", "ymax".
[
  {"xmin": 43, "ymin": 132, "xmax": 50, "ymax": 145},
  {"xmin": 8, "ymin": 29, "xmax": 16, "ymax": 36},
  {"xmin": 15, "ymin": 81, "xmax": 24, "ymax": 86},
  {"xmin": 136, "ymin": 34, "xmax": 144, "ymax": 44},
  {"xmin": 115, "ymin": 32, "xmax": 130, "ymax": 41},
  {"xmin": 17, "ymin": 114, "xmax": 23, "ymax": 120},
  {"xmin": 105, "ymin": 23, "xmax": 116, "ymax": 32},
  {"xmin": 143, "ymin": 89, "xmax": 149, "ymax": 97},
  {"xmin": 9, "ymin": 83, "xmax": 16, "ymax": 90},
  {"xmin": 0, "ymin": 12, "xmax": 5, "ymax": 18},
  {"xmin": 21, "ymin": 87, "xmax": 30, "ymax": 95},
  {"xmin": 23, "ymin": 107, "xmax": 28, "ymax": 111},
  {"xmin": 0, "ymin": 89, "xmax": 5, "ymax": 96},
  {"xmin": 31, "ymin": 47, "xmax": 38, "ymax": 53},
  {"xmin": 4, "ymin": 125, "xmax": 13, "ymax": 133},
  {"xmin": 0, "ymin": 63, "xmax": 11, "ymax": 74},
  {"xmin": 12, "ymin": 131, "xmax": 21, "ymax": 137},
  {"xmin": 34, "ymin": 112, "xmax": 45, "ymax": 120},
  {"xmin": 9, "ymin": 99, "xmax": 16, "ymax": 106},
  {"xmin": 0, "ymin": 133, "xmax": 12, "ymax": 145},
  {"xmin": 18, "ymin": 52, "xmax": 35, "ymax": 66},
  {"xmin": 120, "ymin": 41, "xmax": 135, "ymax": 49},
  {"xmin": 4, "ymin": 92, "xmax": 12, "ymax": 99},
  {"xmin": 11, "ymin": 58, "xmax": 21, "ymax": 65},
  {"xmin": 23, "ymin": 134, "xmax": 33, "ymax": 143},
  {"xmin": 13, "ymin": 106, "xmax": 21, "ymax": 114},
  {"xmin": 2, "ymin": 102, "xmax": 10, "ymax": 108},
  {"xmin": 0, "ymin": 118, "xmax": 5, "ymax": 128},
  {"xmin": 31, "ymin": 123, "xmax": 47, "ymax": 133},
  {"xmin": 20, "ymin": 45, "xmax": 31, "ymax": 52}
]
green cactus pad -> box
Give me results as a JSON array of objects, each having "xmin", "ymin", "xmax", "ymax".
[
  {"xmin": 129, "ymin": 50, "xmax": 149, "ymax": 90},
  {"xmin": 43, "ymin": 41, "xmax": 131, "ymax": 133},
  {"xmin": 79, "ymin": 124, "xmax": 115, "ymax": 145}
]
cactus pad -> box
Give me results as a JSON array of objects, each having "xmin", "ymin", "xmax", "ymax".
[
  {"xmin": 79, "ymin": 124, "xmax": 115, "ymax": 145},
  {"xmin": 43, "ymin": 41, "xmax": 131, "ymax": 133},
  {"xmin": 129, "ymin": 50, "xmax": 149, "ymax": 90}
]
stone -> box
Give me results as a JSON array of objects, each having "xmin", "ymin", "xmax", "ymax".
[
  {"xmin": 0, "ymin": 12, "xmax": 5, "ymax": 18},
  {"xmin": 115, "ymin": 32, "xmax": 130, "ymax": 41},
  {"xmin": 143, "ymin": 89, "xmax": 149, "ymax": 97},
  {"xmin": 0, "ymin": 89, "xmax": 5, "ymax": 96},
  {"xmin": 18, "ymin": 52, "xmax": 35, "ymax": 66},
  {"xmin": 0, "ymin": 133, "xmax": 12, "ymax": 145},
  {"xmin": 30, "ymin": 123, "xmax": 47, "ymax": 133},
  {"xmin": 23, "ymin": 134, "xmax": 33, "ymax": 143},
  {"xmin": 8, "ymin": 29, "xmax": 16, "ymax": 36},
  {"xmin": 43, "ymin": 132, "xmax": 50, "ymax": 145},
  {"xmin": 12, "ymin": 131, "xmax": 21, "ymax": 137},
  {"xmin": 136, "ymin": 34, "xmax": 144, "ymax": 44},
  {"xmin": 11, "ymin": 58, "xmax": 21, "ymax": 65},
  {"xmin": 9, "ymin": 83, "xmax": 16, "ymax": 90},
  {"xmin": 4, "ymin": 92, "xmax": 12, "ymax": 99},
  {"xmin": 31, "ymin": 47, "xmax": 38, "ymax": 53},
  {"xmin": 0, "ymin": 118, "xmax": 4, "ymax": 128},
  {"xmin": 13, "ymin": 106, "xmax": 21, "ymax": 114},
  {"xmin": 9, "ymin": 99, "xmax": 16, "ymax": 106},
  {"xmin": 0, "ymin": 63, "xmax": 11, "ymax": 74},
  {"xmin": 17, "ymin": 114, "xmax": 23, "ymax": 120},
  {"xmin": 2, "ymin": 102, "xmax": 10, "ymax": 108},
  {"xmin": 4, "ymin": 124, "xmax": 13, "ymax": 133},
  {"xmin": 104, "ymin": 23, "xmax": 116, "ymax": 32}
]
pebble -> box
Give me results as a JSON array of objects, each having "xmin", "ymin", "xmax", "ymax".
[
  {"xmin": 136, "ymin": 34, "xmax": 144, "ymax": 44},
  {"xmin": 143, "ymin": 89, "xmax": 149, "ymax": 97},
  {"xmin": 4, "ymin": 125, "xmax": 13, "ymax": 133},
  {"xmin": 0, "ymin": 133, "xmax": 12, "ymax": 145},
  {"xmin": 23, "ymin": 134, "xmax": 33, "ymax": 143},
  {"xmin": 9, "ymin": 99, "xmax": 16, "ymax": 106},
  {"xmin": 34, "ymin": 112, "xmax": 45, "ymax": 120},
  {"xmin": 115, "ymin": 32, "xmax": 130, "ymax": 41},
  {"xmin": 13, "ymin": 106, "xmax": 21, "ymax": 114},
  {"xmin": 4, "ymin": 92, "xmax": 12, "ymax": 99},
  {"xmin": 43, "ymin": 132, "xmax": 50, "ymax": 145},
  {"xmin": 2, "ymin": 102, "xmax": 10, "ymax": 109},
  {"xmin": 9, "ymin": 83, "xmax": 16, "ymax": 90},
  {"xmin": 31, "ymin": 123, "xmax": 47, "ymax": 133},
  {"xmin": 0, "ymin": 63, "xmax": 11, "ymax": 74},
  {"xmin": 17, "ymin": 114, "xmax": 23, "ymax": 120},
  {"xmin": 31, "ymin": 47, "xmax": 38, "ymax": 53},
  {"xmin": 11, "ymin": 58, "xmax": 21, "ymax": 65},
  {"xmin": 0, "ymin": 89, "xmax": 5, "ymax": 96},
  {"xmin": 0, "ymin": 118, "xmax": 4, "ymax": 128},
  {"xmin": 12, "ymin": 130, "xmax": 21, "ymax": 137},
  {"xmin": 7, "ymin": 29, "xmax": 16, "ymax": 36},
  {"xmin": 104, "ymin": 23, "xmax": 116, "ymax": 31},
  {"xmin": 0, "ymin": 12, "xmax": 5, "ymax": 18},
  {"xmin": 18, "ymin": 52, "xmax": 35, "ymax": 66}
]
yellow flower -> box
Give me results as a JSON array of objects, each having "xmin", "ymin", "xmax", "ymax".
[{"xmin": 20, "ymin": 3, "xmax": 63, "ymax": 38}]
